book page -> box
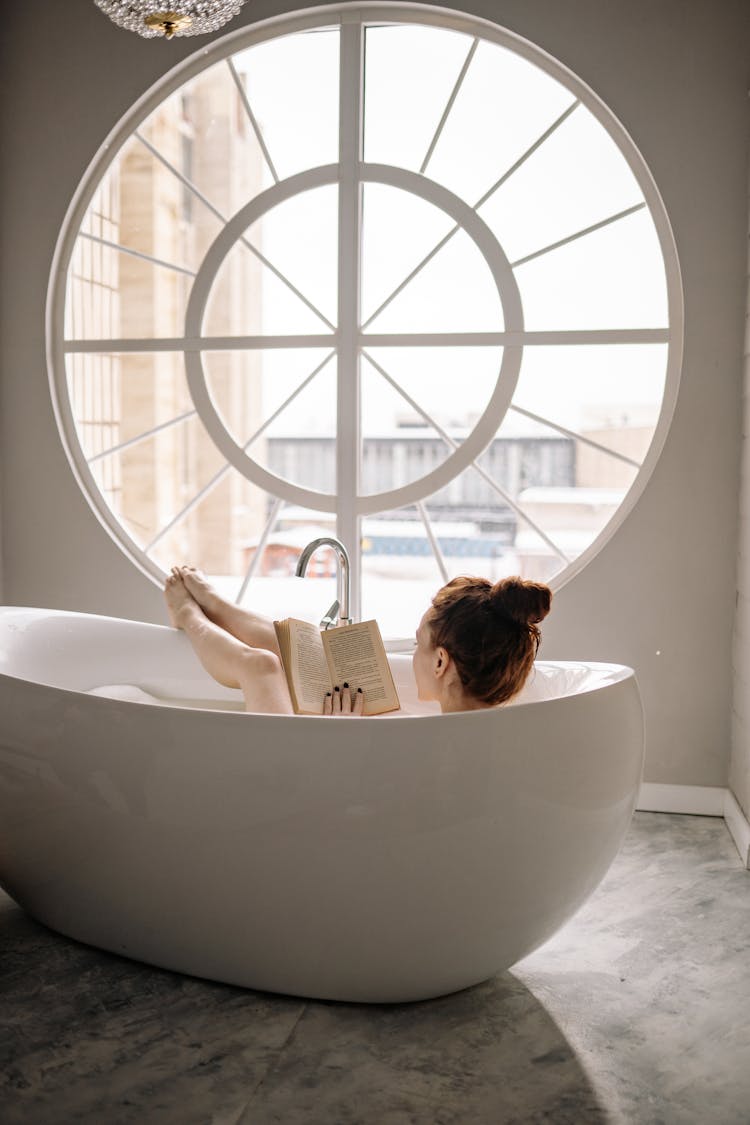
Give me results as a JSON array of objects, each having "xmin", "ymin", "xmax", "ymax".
[
  {"xmin": 275, "ymin": 618, "xmax": 331, "ymax": 714},
  {"xmin": 321, "ymin": 620, "xmax": 400, "ymax": 715}
]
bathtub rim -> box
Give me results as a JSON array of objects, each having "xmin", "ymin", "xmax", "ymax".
[{"xmin": 0, "ymin": 603, "xmax": 637, "ymax": 717}]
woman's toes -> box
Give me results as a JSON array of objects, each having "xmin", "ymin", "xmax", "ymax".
[{"xmin": 180, "ymin": 567, "xmax": 216, "ymax": 608}]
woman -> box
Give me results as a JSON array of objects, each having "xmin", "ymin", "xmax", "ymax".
[{"xmin": 164, "ymin": 567, "xmax": 551, "ymax": 716}]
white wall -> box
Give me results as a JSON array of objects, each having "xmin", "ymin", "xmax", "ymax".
[
  {"xmin": 731, "ymin": 162, "xmax": 750, "ymax": 820},
  {"xmin": 1, "ymin": 0, "xmax": 748, "ymax": 788}
]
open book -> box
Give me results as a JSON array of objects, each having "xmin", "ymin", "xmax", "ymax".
[{"xmin": 273, "ymin": 618, "xmax": 401, "ymax": 716}]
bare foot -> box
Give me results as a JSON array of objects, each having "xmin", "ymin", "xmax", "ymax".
[
  {"xmin": 164, "ymin": 570, "xmax": 202, "ymax": 629},
  {"xmin": 177, "ymin": 566, "xmax": 224, "ymax": 617},
  {"xmin": 169, "ymin": 563, "xmax": 279, "ymax": 654}
]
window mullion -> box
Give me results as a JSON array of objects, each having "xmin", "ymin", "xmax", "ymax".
[
  {"xmin": 88, "ymin": 408, "xmax": 195, "ymax": 463},
  {"xmin": 235, "ymin": 498, "xmax": 284, "ymax": 604},
  {"xmin": 145, "ymin": 459, "xmax": 231, "ymax": 551},
  {"xmin": 420, "ymin": 38, "xmax": 479, "ymax": 174},
  {"xmin": 336, "ymin": 18, "xmax": 365, "ymax": 620},
  {"xmin": 417, "ymin": 501, "xmax": 450, "ymax": 583}
]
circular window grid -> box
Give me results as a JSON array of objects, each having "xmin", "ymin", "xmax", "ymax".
[{"xmin": 47, "ymin": 3, "xmax": 683, "ymax": 615}]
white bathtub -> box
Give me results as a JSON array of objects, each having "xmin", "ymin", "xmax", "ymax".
[{"xmin": 0, "ymin": 606, "xmax": 644, "ymax": 1003}]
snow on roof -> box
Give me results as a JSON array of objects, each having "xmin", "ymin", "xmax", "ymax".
[{"xmin": 518, "ymin": 487, "xmax": 625, "ymax": 505}]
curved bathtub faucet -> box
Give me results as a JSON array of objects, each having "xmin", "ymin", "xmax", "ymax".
[{"xmin": 295, "ymin": 536, "xmax": 352, "ymax": 627}]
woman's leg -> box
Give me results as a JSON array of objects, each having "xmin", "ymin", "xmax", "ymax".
[
  {"xmin": 164, "ymin": 573, "xmax": 292, "ymax": 714},
  {"xmin": 173, "ymin": 566, "xmax": 281, "ymax": 657}
]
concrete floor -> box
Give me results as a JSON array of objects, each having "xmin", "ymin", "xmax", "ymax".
[{"xmin": 2, "ymin": 812, "xmax": 749, "ymax": 1124}]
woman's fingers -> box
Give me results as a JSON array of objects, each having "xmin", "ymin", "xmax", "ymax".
[
  {"xmin": 323, "ymin": 686, "xmax": 343, "ymax": 713},
  {"xmin": 322, "ymin": 684, "xmax": 365, "ymax": 716}
]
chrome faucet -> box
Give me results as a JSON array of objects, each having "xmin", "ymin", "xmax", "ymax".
[{"xmin": 295, "ymin": 536, "xmax": 353, "ymax": 628}]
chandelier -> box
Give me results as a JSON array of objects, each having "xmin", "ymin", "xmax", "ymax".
[{"xmin": 94, "ymin": 0, "xmax": 247, "ymax": 39}]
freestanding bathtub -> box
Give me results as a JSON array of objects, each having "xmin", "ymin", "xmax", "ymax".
[{"xmin": 0, "ymin": 606, "xmax": 644, "ymax": 1003}]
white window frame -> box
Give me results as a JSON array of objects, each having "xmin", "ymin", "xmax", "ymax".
[{"xmin": 47, "ymin": 2, "xmax": 683, "ymax": 619}]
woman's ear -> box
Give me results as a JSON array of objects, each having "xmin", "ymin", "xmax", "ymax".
[{"xmin": 433, "ymin": 646, "xmax": 451, "ymax": 679}]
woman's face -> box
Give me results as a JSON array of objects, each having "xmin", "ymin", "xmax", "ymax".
[{"xmin": 413, "ymin": 609, "xmax": 437, "ymax": 701}]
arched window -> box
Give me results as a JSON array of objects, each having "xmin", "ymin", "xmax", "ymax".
[{"xmin": 48, "ymin": 4, "xmax": 682, "ymax": 635}]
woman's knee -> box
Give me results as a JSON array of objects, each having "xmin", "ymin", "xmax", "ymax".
[
  {"xmin": 237, "ymin": 647, "xmax": 284, "ymax": 683},
  {"xmin": 236, "ymin": 646, "xmax": 292, "ymax": 713}
]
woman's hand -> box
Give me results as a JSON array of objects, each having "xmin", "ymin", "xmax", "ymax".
[{"xmin": 323, "ymin": 683, "xmax": 365, "ymax": 716}]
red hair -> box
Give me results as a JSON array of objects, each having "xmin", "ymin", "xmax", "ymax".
[{"xmin": 428, "ymin": 575, "xmax": 552, "ymax": 705}]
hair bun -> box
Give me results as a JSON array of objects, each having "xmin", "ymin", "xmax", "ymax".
[{"xmin": 492, "ymin": 576, "xmax": 552, "ymax": 626}]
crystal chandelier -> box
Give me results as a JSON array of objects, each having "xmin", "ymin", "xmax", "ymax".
[{"xmin": 94, "ymin": 0, "xmax": 247, "ymax": 39}]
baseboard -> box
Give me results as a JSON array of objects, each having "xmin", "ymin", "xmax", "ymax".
[
  {"xmin": 637, "ymin": 782, "xmax": 725, "ymax": 816},
  {"xmin": 723, "ymin": 789, "xmax": 750, "ymax": 869},
  {"xmin": 636, "ymin": 783, "xmax": 750, "ymax": 869}
]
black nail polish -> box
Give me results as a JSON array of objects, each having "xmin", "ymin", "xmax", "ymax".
[
  {"xmin": 326, "ymin": 691, "xmax": 331, "ymax": 697},
  {"xmin": 357, "ymin": 687, "xmax": 363, "ymax": 693},
  {"xmin": 343, "ymin": 682, "xmax": 349, "ymax": 688},
  {"xmin": 334, "ymin": 685, "xmax": 340, "ymax": 692}
]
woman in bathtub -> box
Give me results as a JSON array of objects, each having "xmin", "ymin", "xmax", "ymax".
[{"xmin": 164, "ymin": 566, "xmax": 551, "ymax": 717}]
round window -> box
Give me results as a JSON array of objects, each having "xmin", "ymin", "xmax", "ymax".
[{"xmin": 48, "ymin": 3, "xmax": 682, "ymax": 634}]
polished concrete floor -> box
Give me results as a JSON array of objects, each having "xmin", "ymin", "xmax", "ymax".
[{"xmin": 2, "ymin": 812, "xmax": 749, "ymax": 1124}]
